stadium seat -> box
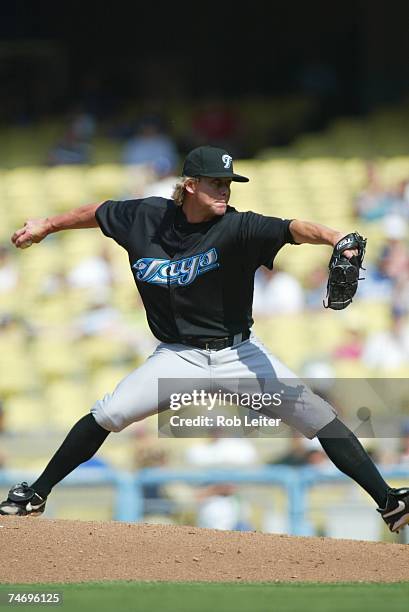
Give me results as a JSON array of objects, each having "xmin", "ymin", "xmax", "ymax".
[
  {"xmin": 44, "ymin": 380, "xmax": 92, "ymax": 430},
  {"xmin": 31, "ymin": 336, "xmax": 86, "ymax": 381},
  {"xmin": 3, "ymin": 394, "xmax": 49, "ymax": 432}
]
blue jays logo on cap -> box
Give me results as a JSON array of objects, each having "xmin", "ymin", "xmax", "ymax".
[
  {"xmin": 182, "ymin": 146, "xmax": 249, "ymax": 182},
  {"xmin": 222, "ymin": 154, "xmax": 232, "ymax": 169}
]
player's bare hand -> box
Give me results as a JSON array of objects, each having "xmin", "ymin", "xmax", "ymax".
[{"xmin": 11, "ymin": 218, "xmax": 50, "ymax": 249}]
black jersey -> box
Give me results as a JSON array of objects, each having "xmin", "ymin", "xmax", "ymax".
[{"xmin": 95, "ymin": 197, "xmax": 296, "ymax": 342}]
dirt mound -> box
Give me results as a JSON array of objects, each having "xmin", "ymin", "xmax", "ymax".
[{"xmin": 0, "ymin": 517, "xmax": 407, "ymax": 583}]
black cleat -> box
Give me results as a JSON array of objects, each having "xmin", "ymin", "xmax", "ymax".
[
  {"xmin": 377, "ymin": 487, "xmax": 409, "ymax": 533},
  {"xmin": 0, "ymin": 482, "xmax": 46, "ymax": 516}
]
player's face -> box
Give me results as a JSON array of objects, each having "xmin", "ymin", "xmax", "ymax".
[{"xmin": 190, "ymin": 177, "xmax": 232, "ymax": 219}]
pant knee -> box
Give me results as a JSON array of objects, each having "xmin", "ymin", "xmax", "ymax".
[{"xmin": 91, "ymin": 394, "xmax": 129, "ymax": 433}]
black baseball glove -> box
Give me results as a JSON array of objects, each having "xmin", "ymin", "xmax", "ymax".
[{"xmin": 324, "ymin": 232, "xmax": 367, "ymax": 310}]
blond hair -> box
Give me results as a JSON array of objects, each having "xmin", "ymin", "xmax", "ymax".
[{"xmin": 171, "ymin": 176, "xmax": 198, "ymax": 206}]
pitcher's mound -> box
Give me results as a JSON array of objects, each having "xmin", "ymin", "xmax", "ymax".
[{"xmin": 0, "ymin": 517, "xmax": 407, "ymax": 583}]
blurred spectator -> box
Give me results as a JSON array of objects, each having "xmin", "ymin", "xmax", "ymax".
[
  {"xmin": 0, "ymin": 246, "xmax": 19, "ymax": 294},
  {"xmin": 185, "ymin": 432, "xmax": 259, "ymax": 467},
  {"xmin": 185, "ymin": 429, "xmax": 259, "ymax": 531},
  {"xmin": 358, "ymin": 262, "xmax": 395, "ymax": 302},
  {"xmin": 195, "ymin": 483, "xmax": 254, "ymax": 531},
  {"xmin": 333, "ymin": 323, "xmax": 365, "ymax": 361},
  {"xmin": 253, "ymin": 266, "xmax": 305, "ymax": 316},
  {"xmin": 133, "ymin": 433, "xmax": 172, "ymax": 519},
  {"xmin": 40, "ymin": 247, "xmax": 116, "ymax": 302},
  {"xmin": 67, "ymin": 245, "xmax": 116, "ymax": 301},
  {"xmin": 392, "ymin": 270, "xmax": 409, "ymax": 314},
  {"xmin": 304, "ymin": 265, "xmax": 328, "ymax": 310},
  {"xmin": 70, "ymin": 110, "xmax": 97, "ymax": 141},
  {"xmin": 355, "ymin": 163, "xmax": 409, "ymax": 222},
  {"xmin": 122, "ymin": 115, "xmax": 178, "ymax": 172},
  {"xmin": 388, "ymin": 179, "xmax": 409, "ymax": 220},
  {"xmin": 354, "ymin": 162, "xmax": 390, "ymax": 221},
  {"xmin": 361, "ymin": 307, "xmax": 409, "ymax": 371},
  {"xmin": 185, "ymin": 429, "xmax": 259, "ymax": 530},
  {"xmin": 375, "ymin": 215, "xmax": 409, "ymax": 282},
  {"xmin": 268, "ymin": 433, "xmax": 310, "ymax": 466},
  {"xmin": 142, "ymin": 158, "xmax": 178, "ymax": 199},
  {"xmin": 47, "ymin": 112, "xmax": 95, "ymax": 165},
  {"xmin": 304, "ymin": 447, "xmax": 330, "ymax": 466},
  {"xmin": 72, "ymin": 297, "xmax": 123, "ymax": 338},
  {"xmin": 360, "ymin": 214, "xmax": 409, "ymax": 301},
  {"xmin": 71, "ymin": 295, "xmax": 157, "ymax": 358},
  {"xmin": 47, "ymin": 131, "xmax": 92, "ymax": 165},
  {"xmin": 269, "ymin": 433, "xmax": 330, "ymax": 467},
  {"xmin": 184, "ymin": 429, "xmax": 258, "ymax": 530}
]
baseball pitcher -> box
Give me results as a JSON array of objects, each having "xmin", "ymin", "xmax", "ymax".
[{"xmin": 1, "ymin": 146, "xmax": 408, "ymax": 533}]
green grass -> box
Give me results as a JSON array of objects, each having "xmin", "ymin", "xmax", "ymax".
[{"xmin": 1, "ymin": 582, "xmax": 408, "ymax": 612}]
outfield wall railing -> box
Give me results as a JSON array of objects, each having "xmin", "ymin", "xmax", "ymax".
[{"xmin": 1, "ymin": 465, "xmax": 409, "ymax": 536}]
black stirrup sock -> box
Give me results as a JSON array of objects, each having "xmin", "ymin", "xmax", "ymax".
[
  {"xmin": 31, "ymin": 414, "xmax": 110, "ymax": 499},
  {"xmin": 317, "ymin": 417, "xmax": 389, "ymax": 508}
]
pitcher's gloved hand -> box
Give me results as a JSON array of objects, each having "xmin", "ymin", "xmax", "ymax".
[{"xmin": 324, "ymin": 232, "xmax": 367, "ymax": 310}]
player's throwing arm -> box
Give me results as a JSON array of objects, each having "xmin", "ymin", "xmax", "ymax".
[{"xmin": 11, "ymin": 203, "xmax": 102, "ymax": 249}]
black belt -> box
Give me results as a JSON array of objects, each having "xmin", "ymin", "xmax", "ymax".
[{"xmin": 180, "ymin": 330, "xmax": 250, "ymax": 351}]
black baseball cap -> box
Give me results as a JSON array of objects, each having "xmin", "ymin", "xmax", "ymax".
[{"xmin": 182, "ymin": 146, "xmax": 249, "ymax": 182}]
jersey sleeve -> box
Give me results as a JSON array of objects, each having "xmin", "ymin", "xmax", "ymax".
[
  {"xmin": 95, "ymin": 199, "xmax": 139, "ymax": 250},
  {"xmin": 239, "ymin": 212, "xmax": 297, "ymax": 269}
]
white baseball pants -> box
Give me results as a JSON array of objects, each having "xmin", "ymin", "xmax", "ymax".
[{"xmin": 91, "ymin": 334, "xmax": 337, "ymax": 439}]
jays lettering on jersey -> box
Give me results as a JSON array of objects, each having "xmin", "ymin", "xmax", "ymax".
[
  {"xmin": 95, "ymin": 197, "xmax": 296, "ymax": 342},
  {"xmin": 134, "ymin": 248, "xmax": 219, "ymax": 287}
]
